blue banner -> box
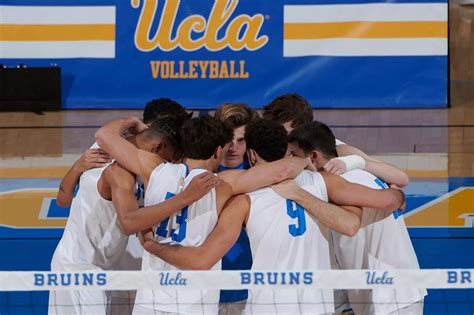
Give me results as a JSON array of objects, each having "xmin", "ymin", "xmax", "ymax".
[{"xmin": 0, "ymin": 0, "xmax": 448, "ymax": 109}]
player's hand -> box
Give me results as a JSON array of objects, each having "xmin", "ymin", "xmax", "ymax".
[
  {"xmin": 75, "ymin": 148, "xmax": 112, "ymax": 172},
  {"xmin": 182, "ymin": 172, "xmax": 220, "ymax": 203},
  {"xmin": 271, "ymin": 179, "xmax": 300, "ymax": 200},
  {"xmin": 138, "ymin": 229, "xmax": 154, "ymax": 246},
  {"xmin": 123, "ymin": 116, "xmax": 149, "ymax": 135},
  {"xmin": 323, "ymin": 158, "xmax": 346, "ymax": 175},
  {"xmin": 389, "ymin": 184, "xmax": 406, "ymax": 212}
]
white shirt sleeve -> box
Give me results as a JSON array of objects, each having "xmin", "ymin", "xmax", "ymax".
[{"xmin": 335, "ymin": 139, "xmax": 346, "ymax": 146}]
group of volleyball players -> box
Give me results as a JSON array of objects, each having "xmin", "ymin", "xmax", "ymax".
[{"xmin": 49, "ymin": 94, "xmax": 426, "ymax": 315}]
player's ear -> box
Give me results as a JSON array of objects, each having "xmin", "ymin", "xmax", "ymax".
[
  {"xmin": 247, "ymin": 149, "xmax": 257, "ymax": 166},
  {"xmin": 153, "ymin": 141, "xmax": 164, "ymax": 155},
  {"xmin": 213, "ymin": 146, "xmax": 220, "ymax": 159},
  {"xmin": 310, "ymin": 150, "xmax": 319, "ymax": 165}
]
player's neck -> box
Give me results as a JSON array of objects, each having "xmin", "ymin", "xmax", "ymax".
[{"xmin": 184, "ymin": 158, "xmax": 214, "ymax": 172}]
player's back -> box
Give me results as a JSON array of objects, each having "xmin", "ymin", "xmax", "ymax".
[
  {"xmin": 244, "ymin": 171, "xmax": 334, "ymax": 315},
  {"xmin": 51, "ymin": 165, "xmax": 128, "ymax": 271},
  {"xmin": 134, "ymin": 162, "xmax": 219, "ymax": 315},
  {"xmin": 336, "ymin": 169, "xmax": 426, "ymax": 314}
]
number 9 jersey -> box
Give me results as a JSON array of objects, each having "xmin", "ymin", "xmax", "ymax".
[{"xmin": 244, "ymin": 170, "xmax": 334, "ymax": 314}]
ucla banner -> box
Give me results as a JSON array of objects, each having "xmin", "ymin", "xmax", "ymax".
[
  {"xmin": 1, "ymin": 269, "xmax": 473, "ymax": 291},
  {"xmin": 0, "ymin": 0, "xmax": 448, "ymax": 109}
]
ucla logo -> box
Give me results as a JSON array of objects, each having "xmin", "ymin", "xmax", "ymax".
[
  {"xmin": 366, "ymin": 271, "xmax": 394, "ymax": 285},
  {"xmin": 132, "ymin": 0, "xmax": 268, "ymax": 52},
  {"xmin": 160, "ymin": 272, "xmax": 188, "ymax": 285}
]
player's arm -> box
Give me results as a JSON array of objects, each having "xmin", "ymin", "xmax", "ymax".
[
  {"xmin": 335, "ymin": 144, "xmax": 409, "ymax": 187},
  {"xmin": 219, "ymin": 157, "xmax": 311, "ymax": 195},
  {"xmin": 143, "ymin": 195, "xmax": 250, "ymax": 270},
  {"xmin": 105, "ymin": 164, "xmax": 220, "ymax": 235},
  {"xmin": 57, "ymin": 148, "xmax": 111, "ymax": 207},
  {"xmin": 272, "ymin": 180, "xmax": 361, "ymax": 236},
  {"xmin": 95, "ymin": 117, "xmax": 162, "ymax": 182},
  {"xmin": 321, "ymin": 171, "xmax": 405, "ymax": 212}
]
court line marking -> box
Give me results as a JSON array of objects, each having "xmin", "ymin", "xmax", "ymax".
[{"xmin": 404, "ymin": 187, "xmax": 474, "ymax": 228}]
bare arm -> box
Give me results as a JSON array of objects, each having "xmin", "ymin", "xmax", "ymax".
[
  {"xmin": 105, "ymin": 164, "xmax": 220, "ymax": 235},
  {"xmin": 219, "ymin": 157, "xmax": 311, "ymax": 195},
  {"xmin": 336, "ymin": 144, "xmax": 409, "ymax": 187},
  {"xmin": 272, "ymin": 180, "xmax": 362, "ymax": 236},
  {"xmin": 95, "ymin": 117, "xmax": 161, "ymax": 183},
  {"xmin": 321, "ymin": 171, "xmax": 405, "ymax": 212},
  {"xmin": 364, "ymin": 159, "xmax": 409, "ymax": 188},
  {"xmin": 57, "ymin": 148, "xmax": 111, "ymax": 207},
  {"xmin": 143, "ymin": 195, "xmax": 250, "ymax": 270}
]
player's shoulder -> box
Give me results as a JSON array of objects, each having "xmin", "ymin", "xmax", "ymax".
[
  {"xmin": 341, "ymin": 168, "xmax": 381, "ymax": 188},
  {"xmin": 342, "ymin": 168, "xmax": 376, "ymax": 181},
  {"xmin": 103, "ymin": 162, "xmax": 135, "ymax": 183},
  {"xmin": 217, "ymin": 169, "xmax": 245, "ymax": 181},
  {"xmin": 295, "ymin": 169, "xmax": 323, "ymax": 186}
]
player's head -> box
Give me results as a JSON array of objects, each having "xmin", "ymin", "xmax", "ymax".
[
  {"xmin": 287, "ymin": 121, "xmax": 338, "ymax": 170},
  {"xmin": 214, "ymin": 103, "xmax": 258, "ymax": 168},
  {"xmin": 140, "ymin": 114, "xmax": 189, "ymax": 162},
  {"xmin": 142, "ymin": 98, "xmax": 191, "ymax": 124},
  {"xmin": 245, "ymin": 118, "xmax": 288, "ymax": 166},
  {"xmin": 262, "ymin": 93, "xmax": 313, "ymax": 133},
  {"xmin": 181, "ymin": 117, "xmax": 234, "ymax": 171}
]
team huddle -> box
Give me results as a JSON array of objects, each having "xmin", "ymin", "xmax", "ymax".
[{"xmin": 49, "ymin": 94, "xmax": 426, "ymax": 315}]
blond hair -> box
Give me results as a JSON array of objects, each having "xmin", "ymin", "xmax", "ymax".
[{"xmin": 214, "ymin": 103, "xmax": 258, "ymax": 129}]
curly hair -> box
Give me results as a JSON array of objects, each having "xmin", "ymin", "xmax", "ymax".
[
  {"xmin": 181, "ymin": 117, "xmax": 234, "ymax": 160},
  {"xmin": 143, "ymin": 98, "xmax": 191, "ymax": 124},
  {"xmin": 245, "ymin": 119, "xmax": 288, "ymax": 162},
  {"xmin": 144, "ymin": 114, "xmax": 189, "ymax": 153},
  {"xmin": 262, "ymin": 93, "xmax": 313, "ymax": 128}
]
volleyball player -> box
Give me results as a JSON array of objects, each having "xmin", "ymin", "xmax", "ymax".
[
  {"xmin": 214, "ymin": 103, "xmax": 257, "ymax": 314},
  {"xmin": 56, "ymin": 98, "xmax": 189, "ymax": 208},
  {"xmin": 286, "ymin": 121, "xmax": 426, "ymax": 315},
  {"xmin": 49, "ymin": 113, "xmax": 213, "ymax": 315},
  {"xmin": 263, "ymin": 93, "xmax": 410, "ymax": 187},
  {"xmin": 142, "ymin": 119, "xmax": 406, "ymax": 314},
  {"xmin": 95, "ymin": 116, "xmax": 313, "ymax": 314}
]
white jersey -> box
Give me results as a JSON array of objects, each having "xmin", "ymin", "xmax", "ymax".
[
  {"xmin": 333, "ymin": 169, "xmax": 426, "ymax": 314},
  {"xmin": 51, "ymin": 164, "xmax": 128, "ymax": 271},
  {"xmin": 134, "ymin": 163, "xmax": 220, "ymax": 315},
  {"xmin": 244, "ymin": 170, "xmax": 334, "ymax": 315}
]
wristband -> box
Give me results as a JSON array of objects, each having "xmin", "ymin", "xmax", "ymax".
[{"xmin": 335, "ymin": 155, "xmax": 366, "ymax": 172}]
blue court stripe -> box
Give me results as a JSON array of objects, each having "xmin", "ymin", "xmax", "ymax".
[{"xmin": 408, "ymin": 227, "xmax": 474, "ymax": 238}]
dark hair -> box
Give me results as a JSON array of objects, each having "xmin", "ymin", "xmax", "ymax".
[
  {"xmin": 143, "ymin": 98, "xmax": 191, "ymax": 124},
  {"xmin": 144, "ymin": 114, "xmax": 189, "ymax": 154},
  {"xmin": 245, "ymin": 119, "xmax": 288, "ymax": 162},
  {"xmin": 288, "ymin": 121, "xmax": 338, "ymax": 159},
  {"xmin": 262, "ymin": 93, "xmax": 313, "ymax": 128},
  {"xmin": 214, "ymin": 103, "xmax": 258, "ymax": 129},
  {"xmin": 181, "ymin": 117, "xmax": 233, "ymax": 160}
]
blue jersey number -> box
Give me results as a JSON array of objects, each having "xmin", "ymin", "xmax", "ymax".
[
  {"xmin": 155, "ymin": 192, "xmax": 189, "ymax": 242},
  {"xmin": 286, "ymin": 199, "xmax": 307, "ymax": 237}
]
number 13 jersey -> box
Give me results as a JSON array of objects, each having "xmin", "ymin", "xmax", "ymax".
[{"xmin": 134, "ymin": 162, "xmax": 220, "ymax": 315}]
